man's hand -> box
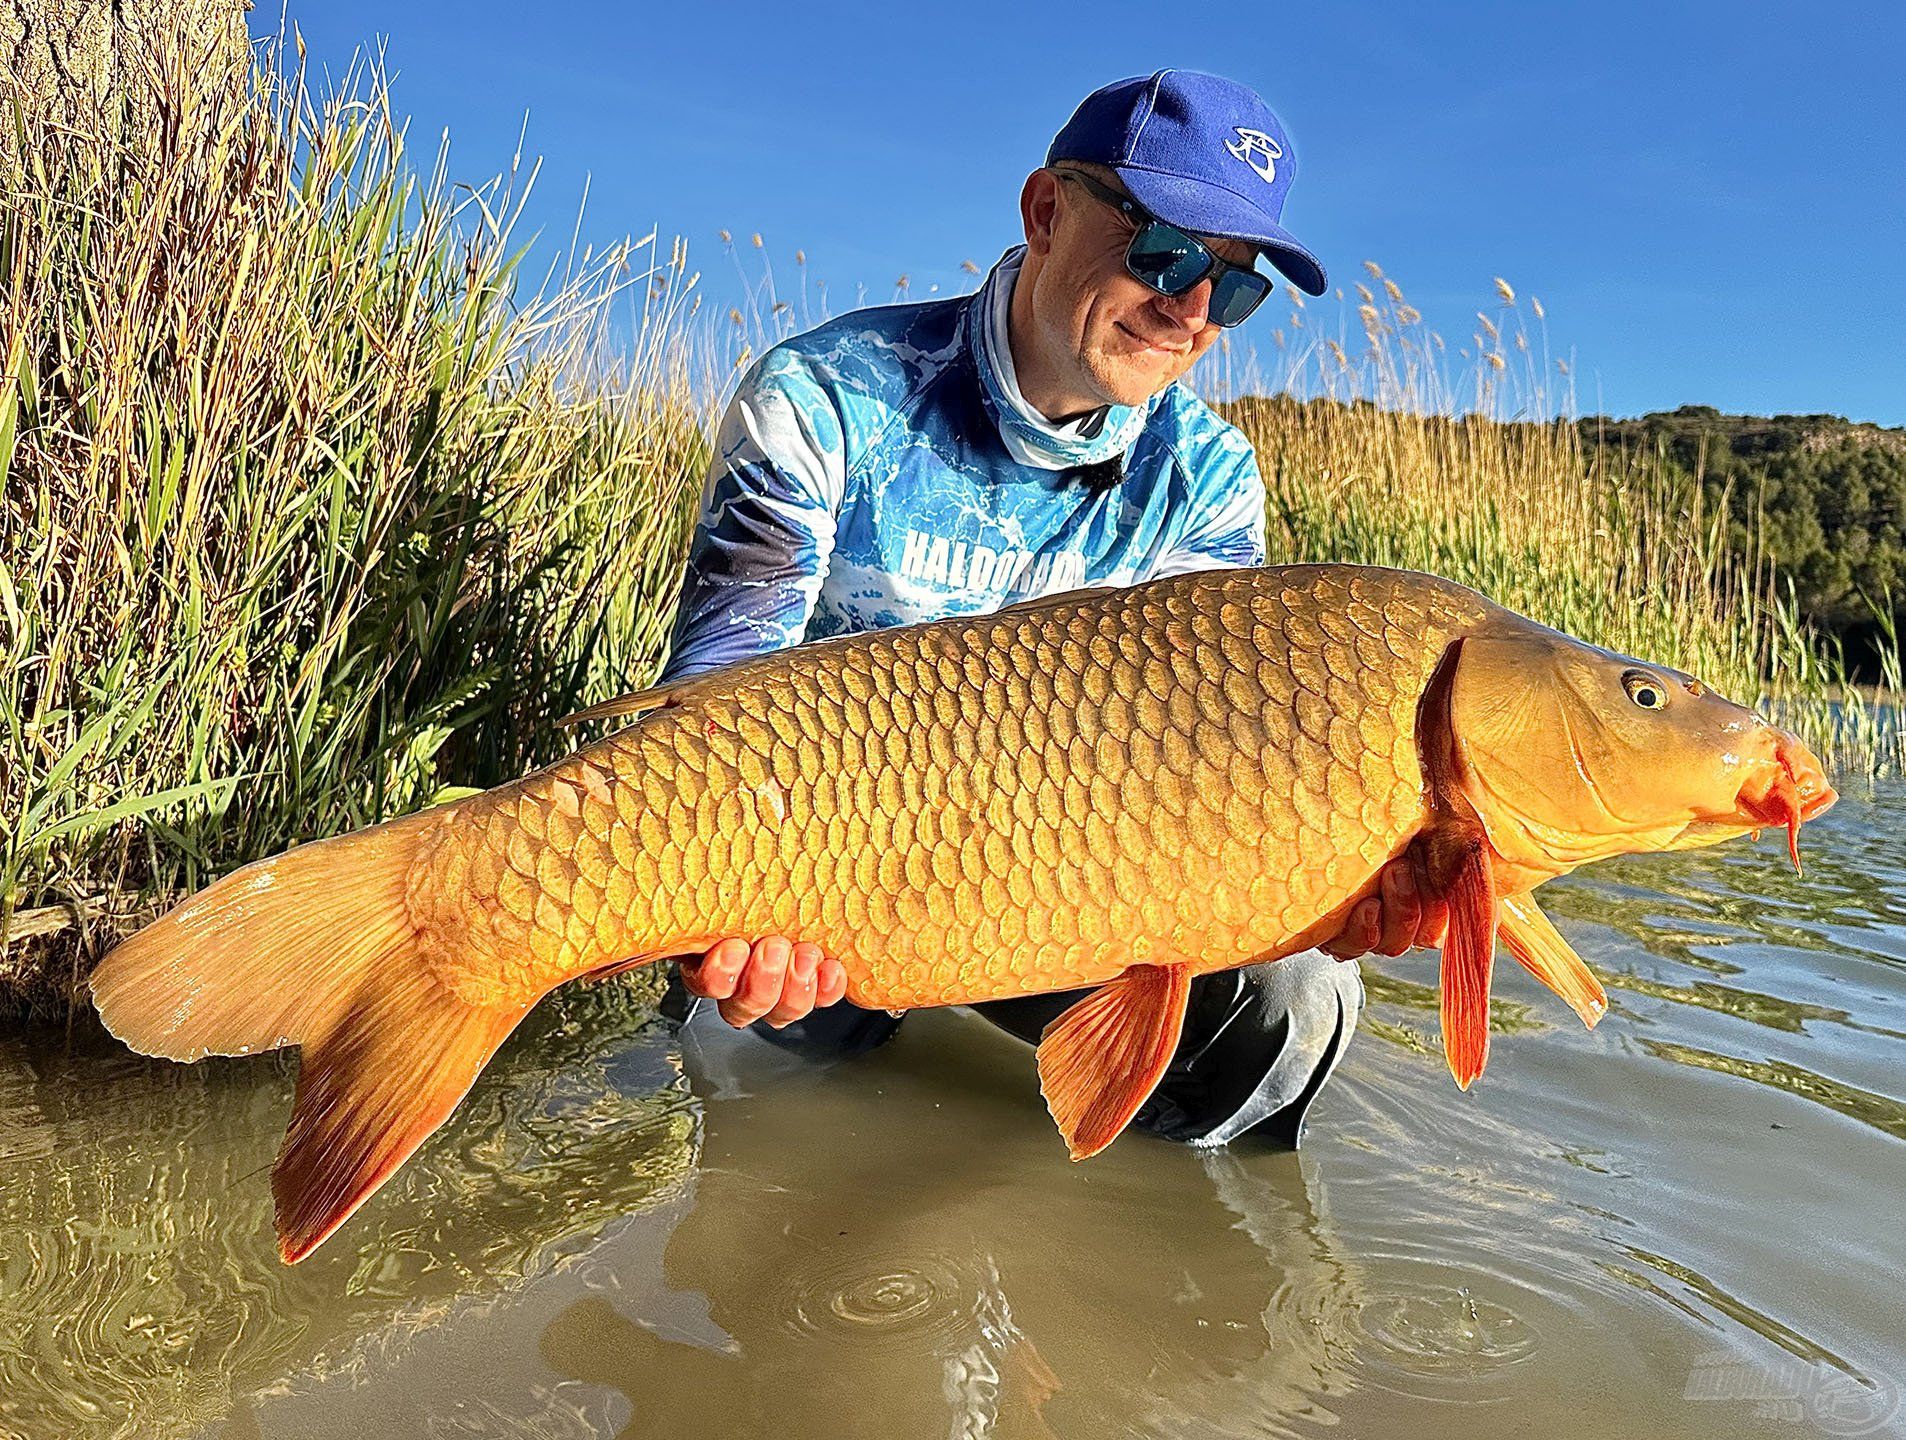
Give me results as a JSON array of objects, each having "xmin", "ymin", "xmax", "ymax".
[
  {"xmin": 681, "ymin": 936, "xmax": 850, "ymax": 1028},
  {"xmin": 1321, "ymin": 848, "xmax": 1449, "ymax": 959}
]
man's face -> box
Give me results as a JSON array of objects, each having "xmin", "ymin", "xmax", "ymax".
[{"xmin": 1019, "ymin": 165, "xmax": 1259, "ymax": 410}]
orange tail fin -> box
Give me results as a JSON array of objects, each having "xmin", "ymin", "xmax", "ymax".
[
  {"xmin": 89, "ymin": 808, "xmax": 547, "ymax": 1263},
  {"xmin": 90, "ymin": 810, "xmax": 458, "ymax": 1061}
]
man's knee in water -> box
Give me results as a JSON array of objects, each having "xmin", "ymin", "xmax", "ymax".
[{"xmin": 959, "ymin": 952, "xmax": 1365, "ymax": 1150}]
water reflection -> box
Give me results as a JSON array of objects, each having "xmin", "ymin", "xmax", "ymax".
[
  {"xmin": 0, "ymin": 983, "xmax": 691, "ymax": 1440},
  {"xmin": 1635, "ymin": 1038, "xmax": 1906, "ymax": 1141},
  {"xmin": 528, "ymin": 1015, "xmax": 1370, "ymax": 1439},
  {"xmin": 0, "ymin": 786, "xmax": 1899, "ymax": 1438}
]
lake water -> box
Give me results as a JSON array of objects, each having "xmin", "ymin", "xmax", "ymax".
[{"xmin": 1, "ymin": 783, "xmax": 1902, "ymax": 1439}]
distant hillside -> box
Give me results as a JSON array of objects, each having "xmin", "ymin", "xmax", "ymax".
[{"xmin": 1583, "ymin": 406, "xmax": 1905, "ymax": 670}]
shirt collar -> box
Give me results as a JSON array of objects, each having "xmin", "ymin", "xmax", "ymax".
[{"xmin": 970, "ymin": 245, "xmax": 1155, "ymax": 472}]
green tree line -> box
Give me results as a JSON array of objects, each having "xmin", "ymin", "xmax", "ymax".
[{"xmin": 1584, "ymin": 406, "xmax": 1906, "ymax": 675}]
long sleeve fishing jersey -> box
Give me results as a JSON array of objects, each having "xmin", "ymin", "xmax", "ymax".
[{"xmin": 660, "ymin": 245, "xmax": 1269, "ymax": 680}]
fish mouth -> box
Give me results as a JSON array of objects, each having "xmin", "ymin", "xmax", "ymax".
[{"xmin": 1731, "ymin": 729, "xmax": 1838, "ymax": 872}]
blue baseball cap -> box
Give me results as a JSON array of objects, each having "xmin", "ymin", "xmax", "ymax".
[{"xmin": 1046, "ymin": 69, "xmax": 1328, "ymax": 297}]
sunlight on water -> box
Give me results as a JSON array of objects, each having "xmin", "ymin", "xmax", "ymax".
[{"xmin": 0, "ymin": 786, "xmax": 1901, "ymax": 1439}]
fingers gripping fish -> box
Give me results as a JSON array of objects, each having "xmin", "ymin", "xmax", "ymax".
[{"xmin": 88, "ymin": 565, "xmax": 1836, "ymax": 1262}]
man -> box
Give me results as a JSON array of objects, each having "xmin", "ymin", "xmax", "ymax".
[{"xmin": 658, "ymin": 70, "xmax": 1445, "ymax": 1146}]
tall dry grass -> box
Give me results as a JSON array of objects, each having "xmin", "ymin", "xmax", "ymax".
[
  {"xmin": 0, "ymin": 32, "xmax": 708, "ymax": 1013},
  {"xmin": 1210, "ymin": 263, "xmax": 1902, "ymax": 774}
]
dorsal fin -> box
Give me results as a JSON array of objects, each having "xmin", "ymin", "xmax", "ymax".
[
  {"xmin": 995, "ymin": 582, "xmax": 1111, "ymax": 617},
  {"xmin": 555, "ymin": 680, "xmax": 697, "ymax": 729},
  {"xmin": 559, "ymin": 584, "xmax": 1122, "ymax": 730}
]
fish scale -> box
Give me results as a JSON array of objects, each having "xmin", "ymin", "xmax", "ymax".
[
  {"xmin": 91, "ymin": 560, "xmax": 1837, "ymax": 1262},
  {"xmin": 406, "ymin": 565, "xmax": 1488, "ymax": 1010}
]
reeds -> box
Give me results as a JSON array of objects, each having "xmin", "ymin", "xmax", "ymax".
[{"xmin": 0, "ymin": 33, "xmax": 708, "ymax": 1012}]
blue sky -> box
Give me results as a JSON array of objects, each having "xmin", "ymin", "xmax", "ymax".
[{"xmin": 281, "ymin": 1, "xmax": 1904, "ymax": 425}]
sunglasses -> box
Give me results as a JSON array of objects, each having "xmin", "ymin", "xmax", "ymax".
[{"xmin": 1052, "ymin": 168, "xmax": 1274, "ymax": 328}]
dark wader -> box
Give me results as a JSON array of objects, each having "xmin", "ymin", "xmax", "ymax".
[{"xmin": 662, "ymin": 952, "xmax": 1364, "ymax": 1149}]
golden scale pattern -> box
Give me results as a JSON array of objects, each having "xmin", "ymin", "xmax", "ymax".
[{"xmin": 408, "ymin": 566, "xmax": 1491, "ymax": 1011}]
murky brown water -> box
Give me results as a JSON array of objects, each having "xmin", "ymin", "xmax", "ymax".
[{"xmin": 2, "ymin": 784, "xmax": 1902, "ymax": 1439}]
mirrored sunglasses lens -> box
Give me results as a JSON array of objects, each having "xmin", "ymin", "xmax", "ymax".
[
  {"xmin": 1209, "ymin": 269, "xmax": 1271, "ymax": 327},
  {"xmin": 1126, "ymin": 222, "xmax": 1211, "ymax": 295}
]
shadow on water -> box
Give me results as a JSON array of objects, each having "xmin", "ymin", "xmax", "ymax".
[
  {"xmin": 527, "ymin": 1021, "xmax": 1371, "ymax": 1440},
  {"xmin": 0, "ymin": 784, "xmax": 1901, "ymax": 1438}
]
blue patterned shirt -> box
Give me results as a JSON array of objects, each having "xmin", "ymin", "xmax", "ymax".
[{"xmin": 660, "ymin": 246, "xmax": 1266, "ymax": 681}]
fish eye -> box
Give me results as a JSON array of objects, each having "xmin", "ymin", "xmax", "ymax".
[{"xmin": 1622, "ymin": 670, "xmax": 1670, "ymax": 711}]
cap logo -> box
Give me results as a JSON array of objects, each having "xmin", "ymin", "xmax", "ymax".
[{"xmin": 1224, "ymin": 127, "xmax": 1283, "ymax": 184}]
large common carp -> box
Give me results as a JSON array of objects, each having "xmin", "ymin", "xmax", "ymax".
[{"xmin": 91, "ymin": 565, "xmax": 1835, "ymax": 1262}]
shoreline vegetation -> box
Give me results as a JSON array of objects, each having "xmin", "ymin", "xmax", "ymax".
[{"xmin": 2, "ymin": 34, "xmax": 1899, "ymax": 1020}]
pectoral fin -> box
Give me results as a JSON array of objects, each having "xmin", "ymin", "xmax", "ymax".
[
  {"xmin": 1498, "ymin": 892, "xmax": 1607, "ymax": 1029},
  {"xmin": 1439, "ymin": 835, "xmax": 1499, "ymax": 1091},
  {"xmin": 1036, "ymin": 963, "xmax": 1193, "ymax": 1160},
  {"xmin": 1414, "ymin": 643, "xmax": 1501, "ymax": 1090}
]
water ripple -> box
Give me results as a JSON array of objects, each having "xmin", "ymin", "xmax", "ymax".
[
  {"xmin": 783, "ymin": 1253, "xmax": 984, "ymax": 1355},
  {"xmin": 1353, "ymin": 1282, "xmax": 1539, "ymax": 1395},
  {"xmin": 0, "ymin": 982, "xmax": 691, "ymax": 1440}
]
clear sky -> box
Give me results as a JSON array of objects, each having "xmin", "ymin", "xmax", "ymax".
[{"xmin": 279, "ymin": 1, "xmax": 1905, "ymax": 425}]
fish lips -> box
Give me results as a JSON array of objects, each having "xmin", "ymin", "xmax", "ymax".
[
  {"xmin": 1657, "ymin": 732, "xmax": 1835, "ymax": 868},
  {"xmin": 1727, "ymin": 733, "xmax": 1838, "ymax": 871}
]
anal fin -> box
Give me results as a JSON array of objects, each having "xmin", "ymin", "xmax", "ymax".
[{"xmin": 1035, "ymin": 963, "xmax": 1192, "ymax": 1160}]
